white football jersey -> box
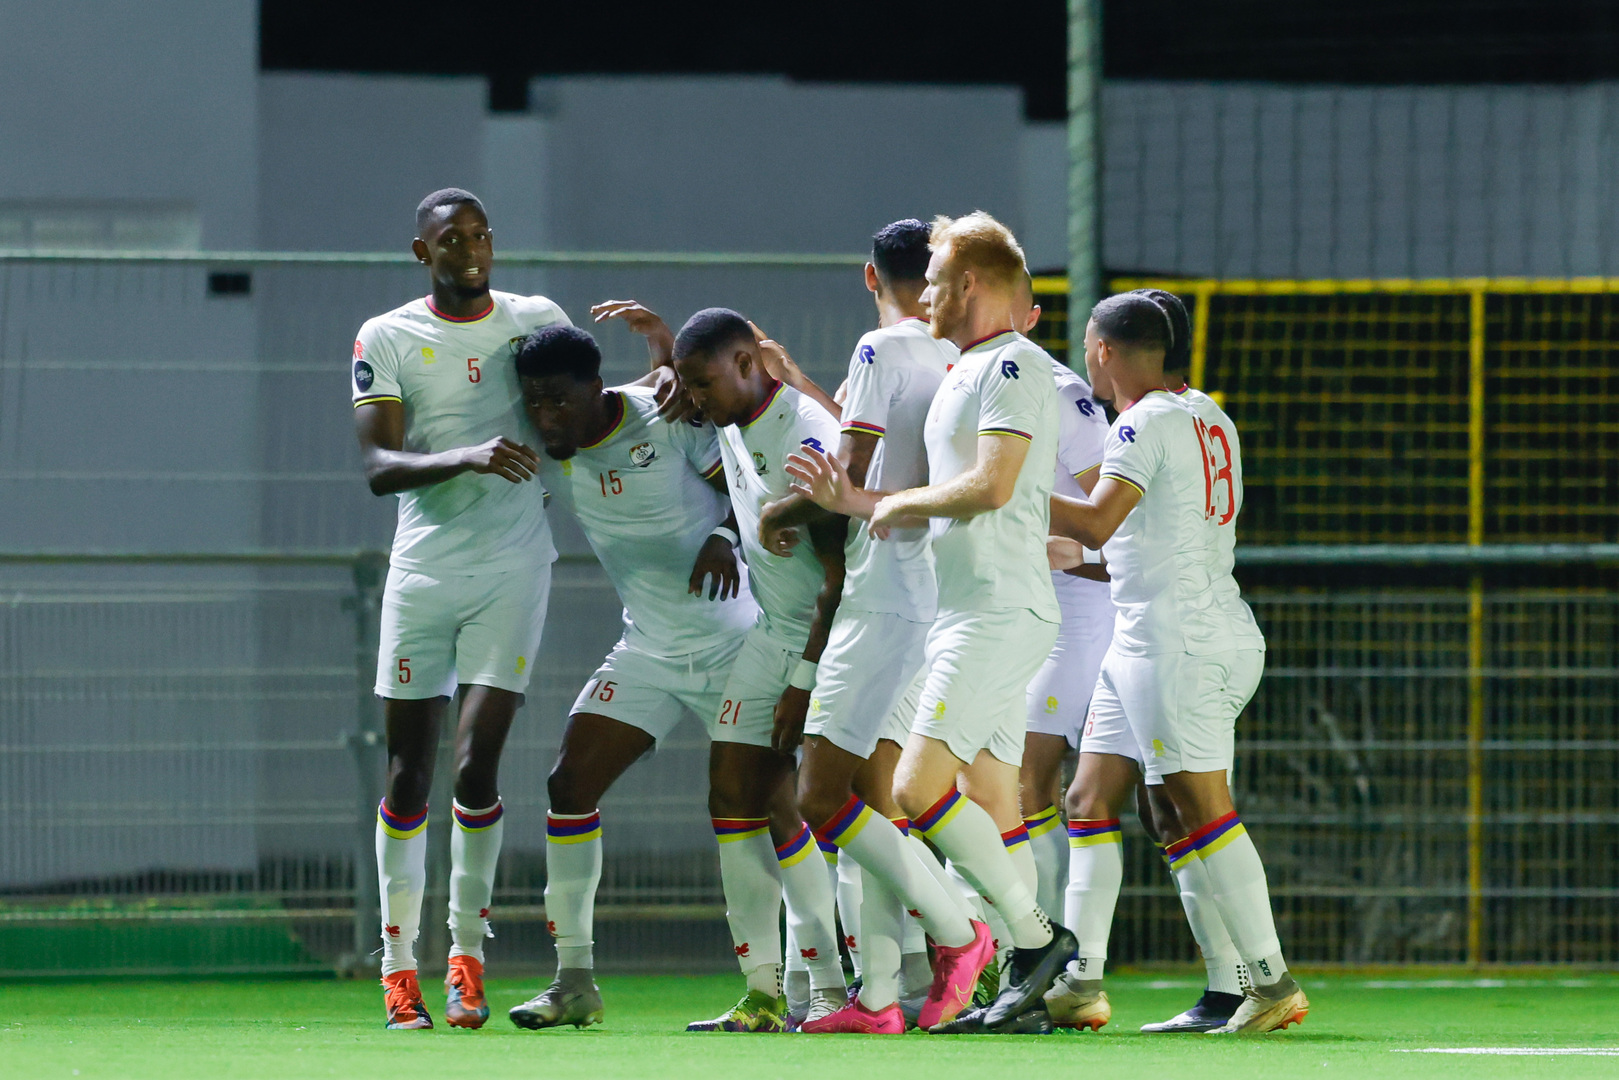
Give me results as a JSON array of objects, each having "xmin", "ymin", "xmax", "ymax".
[
  {"xmin": 352, "ymin": 290, "xmax": 569, "ymax": 574},
  {"xmin": 718, "ymin": 382, "xmax": 843, "ymax": 647},
  {"xmin": 837, "ymin": 318, "xmax": 955, "ymax": 621},
  {"xmin": 1049, "ymin": 358, "xmax": 1113, "ymax": 610},
  {"xmin": 537, "ymin": 386, "xmax": 759, "ymax": 656},
  {"xmin": 923, "ymin": 331, "xmax": 1060, "ymax": 622},
  {"xmin": 1173, "ymin": 386, "xmax": 1264, "ymax": 651},
  {"xmin": 1099, "ymin": 390, "xmax": 1259, "ymax": 656}
]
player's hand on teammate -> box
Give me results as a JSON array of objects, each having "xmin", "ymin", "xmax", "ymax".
[
  {"xmin": 591, "ymin": 299, "xmax": 675, "ymax": 363},
  {"xmin": 1047, "ymin": 535, "xmax": 1087, "ymax": 570},
  {"xmin": 771, "ymin": 687, "xmax": 810, "ymax": 755},
  {"xmin": 688, "ymin": 534, "xmax": 742, "ymax": 600},
  {"xmin": 457, "ymin": 436, "xmax": 541, "ymax": 483},
  {"xmin": 749, "ymin": 321, "xmax": 803, "ymax": 389},
  {"xmin": 757, "ymin": 498, "xmax": 803, "ymax": 556},
  {"xmin": 785, "ymin": 445, "xmax": 875, "ymax": 521}
]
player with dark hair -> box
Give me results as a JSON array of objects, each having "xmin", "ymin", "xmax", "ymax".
[
  {"xmin": 351, "ymin": 187, "xmax": 569, "ymax": 1029},
  {"xmin": 787, "ymin": 212, "xmax": 1077, "ymax": 1035},
  {"xmin": 757, "ymin": 219, "xmax": 994, "ymax": 1034},
  {"xmin": 501, "ymin": 319, "xmax": 758, "ymax": 1030},
  {"xmin": 1045, "ymin": 292, "xmax": 1305, "ymax": 1034},
  {"xmin": 670, "ymin": 309, "xmax": 849, "ymax": 1032}
]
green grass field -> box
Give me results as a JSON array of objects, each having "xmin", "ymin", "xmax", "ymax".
[{"xmin": 7, "ymin": 972, "xmax": 1618, "ymax": 1079}]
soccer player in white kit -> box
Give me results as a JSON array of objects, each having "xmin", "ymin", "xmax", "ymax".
[
  {"xmin": 671, "ymin": 308, "xmax": 848, "ymax": 1033},
  {"xmin": 498, "ymin": 321, "xmax": 758, "ymax": 1030},
  {"xmin": 351, "ymin": 189, "xmax": 569, "ymax": 1030},
  {"xmin": 786, "ymin": 212, "xmax": 1077, "ymax": 1035},
  {"xmin": 1009, "ymin": 276, "xmax": 1115, "ymax": 925},
  {"xmin": 758, "ymin": 220, "xmax": 995, "ymax": 1035},
  {"xmin": 1044, "ymin": 292, "xmax": 1307, "ymax": 1035}
]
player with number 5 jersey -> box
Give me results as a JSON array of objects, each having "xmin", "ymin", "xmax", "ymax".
[{"xmin": 351, "ymin": 189, "xmax": 569, "ymax": 1033}]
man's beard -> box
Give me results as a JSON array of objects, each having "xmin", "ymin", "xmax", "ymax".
[
  {"xmin": 544, "ymin": 443, "xmax": 577, "ymax": 461},
  {"xmin": 929, "ymin": 291, "xmax": 965, "ymax": 340}
]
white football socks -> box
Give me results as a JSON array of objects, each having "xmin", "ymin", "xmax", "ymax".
[
  {"xmin": 835, "ymin": 851, "xmax": 864, "ymax": 980},
  {"xmin": 916, "ymin": 789, "xmax": 1051, "ymax": 950},
  {"xmin": 1163, "ymin": 836, "xmax": 1245, "ymax": 995},
  {"xmin": 713, "ymin": 817, "xmax": 783, "ymax": 984},
  {"xmin": 1024, "ymin": 804, "xmax": 1067, "ymax": 919},
  {"xmin": 1064, "ymin": 818, "xmax": 1123, "ymax": 981},
  {"xmin": 1188, "ymin": 813, "xmax": 1289, "ymax": 985},
  {"xmin": 375, "ymin": 799, "xmax": 428, "ymax": 976},
  {"xmin": 544, "ymin": 809, "xmax": 602, "ymax": 971},
  {"xmin": 856, "ymin": 871, "xmax": 904, "ymax": 1010},
  {"xmin": 776, "ymin": 824, "xmax": 844, "ymax": 991},
  {"xmin": 447, "ymin": 799, "xmax": 503, "ymax": 965}
]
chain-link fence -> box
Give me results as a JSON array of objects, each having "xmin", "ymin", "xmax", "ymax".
[{"xmin": 2, "ymin": 254, "xmax": 1616, "ymax": 976}]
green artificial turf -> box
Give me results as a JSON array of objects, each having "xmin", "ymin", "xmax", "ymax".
[{"xmin": 4, "ymin": 972, "xmax": 1617, "ymax": 1079}]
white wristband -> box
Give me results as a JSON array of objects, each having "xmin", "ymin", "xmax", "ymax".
[
  {"xmin": 710, "ymin": 526, "xmax": 740, "ymax": 547},
  {"xmin": 788, "ymin": 658, "xmax": 818, "ymax": 691},
  {"xmin": 1082, "ymin": 546, "xmax": 1103, "ymax": 565}
]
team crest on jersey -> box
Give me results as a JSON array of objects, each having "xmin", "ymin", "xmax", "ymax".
[
  {"xmin": 629, "ymin": 442, "xmax": 657, "ymax": 468},
  {"xmin": 353, "ymin": 360, "xmax": 374, "ymax": 391},
  {"xmin": 753, "ymin": 451, "xmax": 768, "ymax": 475},
  {"xmin": 421, "ymin": 347, "xmax": 436, "ymax": 363}
]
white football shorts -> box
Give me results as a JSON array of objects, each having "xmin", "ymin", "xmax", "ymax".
[
  {"xmin": 1025, "ymin": 594, "xmax": 1115, "ymax": 748},
  {"xmin": 709, "ymin": 622, "xmax": 806, "ymax": 748},
  {"xmin": 374, "ymin": 563, "xmax": 551, "ymax": 700},
  {"xmin": 805, "ymin": 608, "xmax": 930, "ymax": 759},
  {"xmin": 571, "ymin": 633, "xmax": 746, "ymax": 743},
  {"xmin": 912, "ymin": 608, "xmax": 1058, "ymax": 767},
  {"xmin": 1080, "ymin": 646, "xmax": 1265, "ymax": 783}
]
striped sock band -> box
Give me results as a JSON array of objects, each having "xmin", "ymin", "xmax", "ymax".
[
  {"xmin": 814, "ymin": 796, "xmax": 875, "ymax": 848},
  {"xmin": 1001, "ymin": 823, "xmax": 1031, "ymax": 851},
  {"xmin": 1187, "ymin": 811, "xmax": 1247, "ymax": 859},
  {"xmin": 816, "ymin": 837, "xmax": 839, "ymax": 865},
  {"xmin": 1164, "ymin": 833, "xmax": 1198, "ymax": 870},
  {"xmin": 378, "ymin": 800, "xmax": 428, "ymax": 839},
  {"xmin": 546, "ymin": 810, "xmax": 601, "ymax": 844},
  {"xmin": 1024, "ymin": 804, "xmax": 1062, "ymax": 839},
  {"xmin": 454, "ymin": 799, "xmax": 504, "ymax": 831},
  {"xmin": 914, "ymin": 789, "xmax": 965, "ymax": 839},
  {"xmin": 1067, "ymin": 817, "xmax": 1122, "ymax": 848},
  {"xmin": 775, "ymin": 824, "xmax": 816, "ymax": 868},
  {"xmin": 889, "ymin": 816, "xmax": 910, "ymax": 836},
  {"xmin": 713, "ymin": 817, "xmax": 770, "ymax": 843}
]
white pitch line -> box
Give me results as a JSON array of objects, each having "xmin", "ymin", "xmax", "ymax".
[
  {"xmin": 1393, "ymin": 1048, "xmax": 1619, "ymax": 1056},
  {"xmin": 1360, "ymin": 978, "xmax": 1596, "ymax": 989}
]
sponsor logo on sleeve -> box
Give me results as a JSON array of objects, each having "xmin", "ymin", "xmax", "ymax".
[
  {"xmin": 353, "ymin": 360, "xmax": 374, "ymax": 392},
  {"xmin": 629, "ymin": 442, "xmax": 657, "ymax": 468},
  {"xmin": 800, "ymin": 437, "xmax": 825, "ymax": 453},
  {"xmin": 1077, "ymin": 398, "xmax": 1096, "ymax": 417},
  {"xmin": 999, "ymin": 359, "xmax": 1019, "ymax": 379},
  {"xmin": 857, "ymin": 344, "xmax": 876, "ymax": 364},
  {"xmin": 1118, "ymin": 425, "xmax": 1136, "ymax": 443}
]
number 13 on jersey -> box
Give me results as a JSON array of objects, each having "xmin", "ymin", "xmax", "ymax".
[{"xmin": 1194, "ymin": 418, "xmax": 1236, "ymax": 525}]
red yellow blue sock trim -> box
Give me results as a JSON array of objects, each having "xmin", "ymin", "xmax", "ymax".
[
  {"xmin": 1188, "ymin": 811, "xmax": 1247, "ymax": 859},
  {"xmin": 1024, "ymin": 805, "xmax": 1062, "ymax": 839},
  {"xmin": 817, "ymin": 837, "xmax": 839, "ymax": 864},
  {"xmin": 775, "ymin": 824, "xmax": 815, "ymax": 868},
  {"xmin": 713, "ymin": 817, "xmax": 770, "ymax": 843},
  {"xmin": 378, "ymin": 800, "xmax": 428, "ymax": 840},
  {"xmin": 915, "ymin": 789, "xmax": 965, "ymax": 838},
  {"xmin": 546, "ymin": 810, "xmax": 601, "ymax": 845},
  {"xmin": 1068, "ymin": 818, "xmax": 1122, "ymax": 848},
  {"xmin": 453, "ymin": 800, "xmax": 504, "ymax": 832},
  {"xmin": 814, "ymin": 796, "xmax": 873, "ymax": 847},
  {"xmin": 1001, "ymin": 823, "xmax": 1031, "ymax": 850},
  {"xmin": 1164, "ymin": 834, "xmax": 1198, "ymax": 870},
  {"xmin": 889, "ymin": 816, "xmax": 910, "ymax": 836}
]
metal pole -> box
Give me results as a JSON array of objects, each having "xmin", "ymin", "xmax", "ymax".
[
  {"xmin": 1190, "ymin": 283, "xmax": 1214, "ymax": 390},
  {"xmin": 1465, "ymin": 286, "xmax": 1487, "ymax": 967},
  {"xmin": 1067, "ymin": 0, "xmax": 1102, "ymax": 323},
  {"xmin": 348, "ymin": 552, "xmax": 388, "ymax": 976}
]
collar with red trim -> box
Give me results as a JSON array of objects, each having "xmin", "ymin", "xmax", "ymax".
[
  {"xmin": 425, "ymin": 295, "xmax": 496, "ymax": 323},
  {"xmin": 961, "ymin": 328, "xmax": 1017, "ymax": 353},
  {"xmin": 740, "ymin": 380, "xmax": 784, "ymax": 428},
  {"xmin": 579, "ymin": 392, "xmax": 627, "ymax": 451}
]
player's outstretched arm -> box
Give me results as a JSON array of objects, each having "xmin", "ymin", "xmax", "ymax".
[
  {"xmin": 592, "ymin": 299, "xmax": 697, "ymax": 423},
  {"xmin": 750, "ymin": 321, "xmax": 840, "ymax": 419},
  {"xmin": 355, "ymin": 400, "xmax": 538, "ymax": 495},
  {"xmin": 869, "ymin": 432, "xmax": 1029, "ymax": 532},
  {"xmin": 770, "ymin": 514, "xmax": 848, "ymax": 756},
  {"xmin": 1049, "ymin": 477, "xmax": 1141, "ymax": 550}
]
